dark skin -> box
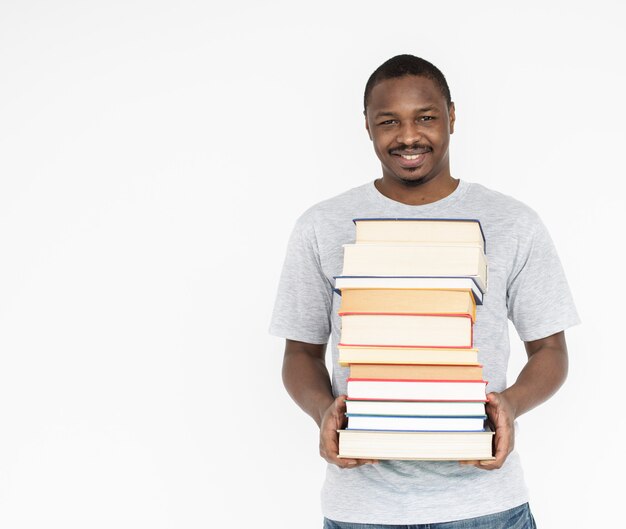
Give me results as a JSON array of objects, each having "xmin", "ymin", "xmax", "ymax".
[
  {"xmin": 282, "ymin": 74, "xmax": 570, "ymax": 469},
  {"xmin": 364, "ymin": 75, "xmax": 457, "ymax": 206},
  {"xmin": 283, "ymin": 332, "xmax": 568, "ymax": 469}
]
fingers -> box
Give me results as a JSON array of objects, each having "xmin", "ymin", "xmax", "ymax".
[
  {"xmin": 319, "ymin": 395, "xmax": 378, "ymax": 468},
  {"xmin": 459, "ymin": 392, "xmax": 514, "ymax": 470}
]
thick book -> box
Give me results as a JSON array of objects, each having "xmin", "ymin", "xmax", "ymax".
[
  {"xmin": 338, "ymin": 429, "xmax": 495, "ymax": 460},
  {"xmin": 338, "ymin": 289, "xmax": 476, "ymax": 321},
  {"xmin": 345, "ymin": 399, "xmax": 487, "ymax": 417},
  {"xmin": 341, "ymin": 244, "xmax": 488, "ymax": 293},
  {"xmin": 349, "ymin": 363, "xmax": 483, "ymax": 381},
  {"xmin": 354, "ymin": 218, "xmax": 485, "ymax": 252},
  {"xmin": 338, "ymin": 345, "xmax": 479, "ymax": 366},
  {"xmin": 346, "ymin": 414, "xmax": 487, "ymax": 432},
  {"xmin": 346, "ymin": 378, "xmax": 487, "ymax": 401},
  {"xmin": 340, "ymin": 313, "xmax": 473, "ymax": 348},
  {"xmin": 333, "ymin": 276, "xmax": 484, "ymax": 304}
]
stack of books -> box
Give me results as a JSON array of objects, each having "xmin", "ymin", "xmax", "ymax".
[{"xmin": 335, "ymin": 218, "xmax": 495, "ymax": 461}]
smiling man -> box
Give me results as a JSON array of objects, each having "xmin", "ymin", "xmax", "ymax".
[
  {"xmin": 365, "ymin": 73, "xmax": 456, "ymax": 202},
  {"xmin": 270, "ymin": 55, "xmax": 579, "ymax": 528}
]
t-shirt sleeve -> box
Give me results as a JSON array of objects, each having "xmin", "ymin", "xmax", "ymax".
[
  {"xmin": 268, "ymin": 213, "xmax": 333, "ymax": 344},
  {"xmin": 506, "ymin": 215, "xmax": 581, "ymax": 342}
]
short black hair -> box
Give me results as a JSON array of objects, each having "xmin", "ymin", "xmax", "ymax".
[{"xmin": 363, "ymin": 54, "xmax": 452, "ymax": 113}]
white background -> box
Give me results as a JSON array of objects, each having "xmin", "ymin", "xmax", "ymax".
[{"xmin": 0, "ymin": 1, "xmax": 624, "ymax": 528}]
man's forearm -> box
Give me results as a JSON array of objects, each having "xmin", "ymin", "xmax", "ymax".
[
  {"xmin": 502, "ymin": 331, "xmax": 569, "ymax": 419},
  {"xmin": 282, "ymin": 339, "xmax": 335, "ymax": 427}
]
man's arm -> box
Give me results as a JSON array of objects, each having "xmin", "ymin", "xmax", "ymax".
[
  {"xmin": 282, "ymin": 339, "xmax": 376, "ymax": 468},
  {"xmin": 466, "ymin": 330, "xmax": 569, "ymax": 470}
]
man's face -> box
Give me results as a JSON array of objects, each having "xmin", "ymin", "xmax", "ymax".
[{"xmin": 365, "ymin": 75, "xmax": 455, "ymax": 187}]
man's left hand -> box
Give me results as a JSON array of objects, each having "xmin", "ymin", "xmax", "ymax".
[{"xmin": 461, "ymin": 391, "xmax": 515, "ymax": 470}]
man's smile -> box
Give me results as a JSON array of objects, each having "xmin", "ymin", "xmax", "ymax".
[{"xmin": 391, "ymin": 147, "xmax": 432, "ymax": 168}]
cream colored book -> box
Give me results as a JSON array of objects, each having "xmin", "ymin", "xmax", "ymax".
[
  {"xmin": 338, "ymin": 429, "xmax": 495, "ymax": 461},
  {"xmin": 340, "ymin": 313, "xmax": 473, "ymax": 348},
  {"xmin": 341, "ymin": 244, "xmax": 488, "ymax": 293},
  {"xmin": 354, "ymin": 218, "xmax": 485, "ymax": 252},
  {"xmin": 338, "ymin": 345, "xmax": 479, "ymax": 366},
  {"xmin": 348, "ymin": 363, "xmax": 483, "ymax": 381}
]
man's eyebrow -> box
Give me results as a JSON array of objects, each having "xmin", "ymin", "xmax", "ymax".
[
  {"xmin": 374, "ymin": 106, "xmax": 440, "ymax": 119},
  {"xmin": 374, "ymin": 111, "xmax": 397, "ymax": 119}
]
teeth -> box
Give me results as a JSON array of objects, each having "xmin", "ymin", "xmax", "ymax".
[{"xmin": 401, "ymin": 154, "xmax": 421, "ymax": 160}]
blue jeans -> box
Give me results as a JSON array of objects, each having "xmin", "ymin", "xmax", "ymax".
[{"xmin": 323, "ymin": 502, "xmax": 536, "ymax": 529}]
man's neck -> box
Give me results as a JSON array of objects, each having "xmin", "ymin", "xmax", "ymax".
[{"xmin": 375, "ymin": 175, "xmax": 459, "ymax": 206}]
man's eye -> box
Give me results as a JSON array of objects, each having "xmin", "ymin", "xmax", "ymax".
[
  {"xmin": 420, "ymin": 116, "xmax": 434, "ymax": 122},
  {"xmin": 379, "ymin": 120, "xmax": 398, "ymax": 125}
]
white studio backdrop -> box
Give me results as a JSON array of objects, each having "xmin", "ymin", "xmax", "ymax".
[{"xmin": 0, "ymin": 1, "xmax": 623, "ymax": 528}]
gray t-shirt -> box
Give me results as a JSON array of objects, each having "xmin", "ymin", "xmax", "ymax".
[{"xmin": 269, "ymin": 179, "xmax": 580, "ymax": 524}]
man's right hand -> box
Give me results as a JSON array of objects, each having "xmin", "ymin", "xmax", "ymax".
[{"xmin": 319, "ymin": 394, "xmax": 378, "ymax": 468}]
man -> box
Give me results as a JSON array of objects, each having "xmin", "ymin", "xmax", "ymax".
[{"xmin": 269, "ymin": 55, "xmax": 579, "ymax": 528}]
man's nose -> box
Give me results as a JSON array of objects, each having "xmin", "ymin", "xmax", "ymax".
[{"xmin": 396, "ymin": 122, "xmax": 421, "ymax": 145}]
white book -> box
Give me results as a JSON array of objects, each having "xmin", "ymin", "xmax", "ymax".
[
  {"xmin": 333, "ymin": 276, "xmax": 484, "ymax": 304},
  {"xmin": 341, "ymin": 244, "xmax": 488, "ymax": 293},
  {"xmin": 345, "ymin": 400, "xmax": 486, "ymax": 416},
  {"xmin": 338, "ymin": 429, "xmax": 495, "ymax": 460},
  {"xmin": 346, "ymin": 414, "xmax": 486, "ymax": 432},
  {"xmin": 346, "ymin": 379, "xmax": 487, "ymax": 401}
]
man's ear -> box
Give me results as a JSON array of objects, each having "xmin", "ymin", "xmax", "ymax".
[
  {"xmin": 449, "ymin": 102, "xmax": 456, "ymax": 134},
  {"xmin": 365, "ymin": 114, "xmax": 372, "ymax": 140}
]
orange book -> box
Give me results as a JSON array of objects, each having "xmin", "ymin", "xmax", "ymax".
[{"xmin": 338, "ymin": 288, "xmax": 476, "ymax": 322}]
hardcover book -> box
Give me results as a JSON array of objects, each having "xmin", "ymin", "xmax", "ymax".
[
  {"xmin": 341, "ymin": 244, "xmax": 488, "ymax": 293},
  {"xmin": 348, "ymin": 363, "xmax": 483, "ymax": 381},
  {"xmin": 338, "ymin": 288, "xmax": 476, "ymax": 321},
  {"xmin": 353, "ymin": 218, "xmax": 486, "ymax": 252},
  {"xmin": 346, "ymin": 378, "xmax": 488, "ymax": 401},
  {"xmin": 333, "ymin": 276, "xmax": 484, "ymax": 304},
  {"xmin": 345, "ymin": 399, "xmax": 487, "ymax": 417},
  {"xmin": 338, "ymin": 429, "xmax": 495, "ymax": 460},
  {"xmin": 338, "ymin": 345, "xmax": 480, "ymax": 366},
  {"xmin": 345, "ymin": 414, "xmax": 487, "ymax": 432},
  {"xmin": 340, "ymin": 313, "xmax": 473, "ymax": 348}
]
